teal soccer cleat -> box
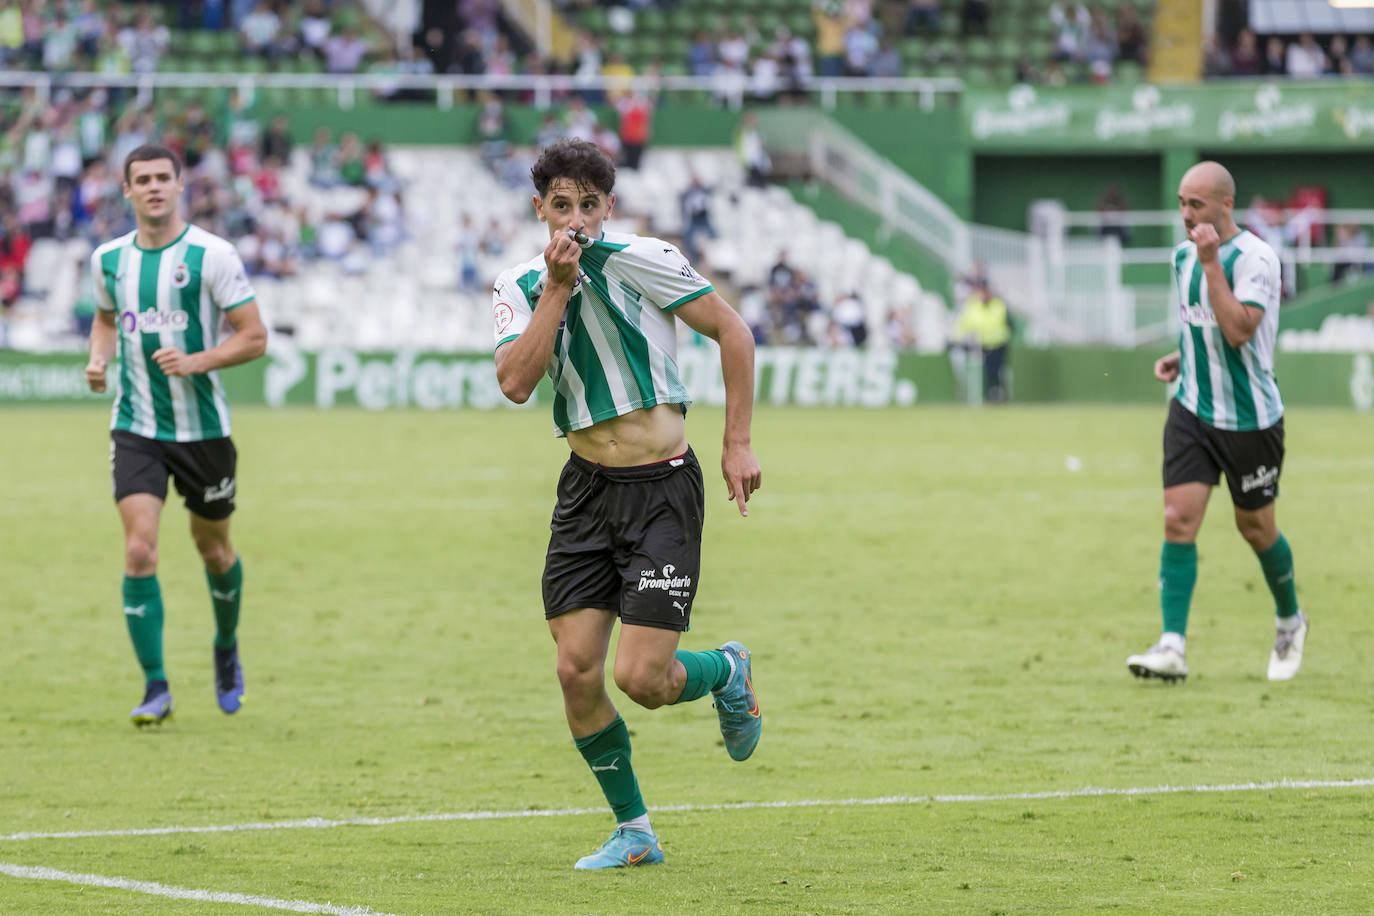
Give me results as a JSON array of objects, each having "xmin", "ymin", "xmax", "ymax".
[
  {"xmin": 573, "ymin": 828, "xmax": 664, "ymax": 870},
  {"xmin": 130, "ymin": 680, "xmax": 173, "ymax": 727},
  {"xmin": 712, "ymin": 641, "xmax": 761, "ymax": 761}
]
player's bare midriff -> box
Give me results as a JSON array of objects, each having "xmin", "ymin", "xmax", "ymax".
[{"xmin": 567, "ymin": 403, "xmax": 688, "ymax": 467}]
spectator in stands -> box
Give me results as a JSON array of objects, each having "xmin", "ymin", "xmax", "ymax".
[
  {"xmin": 593, "ymin": 122, "xmax": 621, "ymax": 165},
  {"xmin": 563, "ymin": 95, "xmax": 598, "ymax": 142},
  {"xmin": 1327, "ymin": 35, "xmax": 1351, "ymax": 76},
  {"xmin": 1286, "ymin": 33, "xmax": 1324, "ymax": 79},
  {"xmin": 1049, "ymin": 2, "xmax": 1089, "ymax": 61},
  {"xmin": 0, "ymin": 1, "xmax": 21, "ymax": 68},
  {"xmin": 843, "ymin": 19, "xmax": 879, "ymax": 75},
  {"xmin": 1229, "ymin": 28, "xmax": 1261, "ymax": 77},
  {"xmin": 1115, "ymin": 5, "xmax": 1147, "ymax": 64},
  {"xmin": 1041, "ymin": 58, "xmax": 1068, "ymax": 87},
  {"xmin": 456, "ymin": 213, "xmax": 481, "ymax": 292},
  {"xmin": 736, "ymin": 111, "xmax": 771, "ymax": 188},
  {"xmin": 1262, "ymin": 35, "xmax": 1286, "ymax": 75},
  {"xmin": 535, "ymin": 112, "xmax": 562, "ymax": 151},
  {"xmin": 420, "ymin": 25, "xmax": 451, "ymax": 72},
  {"xmin": 476, "ymin": 92, "xmax": 512, "ymax": 176},
  {"xmin": 572, "ymin": 30, "xmax": 604, "ymax": 103},
  {"xmin": 0, "ymin": 211, "xmax": 30, "ymax": 309},
  {"xmin": 680, "ymin": 175, "xmax": 716, "ymax": 264},
  {"xmin": 324, "ymin": 26, "xmax": 369, "ymax": 74},
  {"xmin": 687, "ymin": 31, "xmax": 716, "ymax": 76},
  {"xmin": 307, "ymin": 127, "xmax": 338, "ymax": 188},
  {"xmin": 336, "ymin": 132, "xmax": 365, "ymax": 186},
  {"xmin": 904, "ymin": 0, "xmax": 940, "ymax": 37},
  {"xmin": 260, "ymin": 115, "xmax": 291, "ymax": 164},
  {"xmin": 814, "ymin": 0, "xmax": 849, "ymax": 75},
  {"xmin": 961, "ymin": 0, "xmax": 989, "ymax": 37},
  {"xmin": 954, "ymin": 281, "xmax": 1011, "ymax": 402},
  {"xmin": 298, "ymin": 0, "xmax": 331, "ymax": 59},
  {"xmin": 717, "ymin": 29, "xmax": 751, "ymax": 79},
  {"xmin": 363, "ymin": 139, "xmax": 396, "ymax": 192},
  {"xmin": 886, "ymin": 305, "xmax": 917, "ymax": 349},
  {"xmin": 777, "ymin": 28, "xmax": 814, "ymax": 101},
  {"xmin": 1330, "ymin": 223, "xmax": 1372, "ymax": 283},
  {"xmin": 831, "ymin": 290, "xmax": 868, "ymax": 346},
  {"xmin": 1351, "ymin": 36, "xmax": 1374, "ymax": 75},
  {"xmin": 480, "ymin": 217, "xmax": 507, "ymax": 259},
  {"xmin": 768, "ymin": 251, "xmax": 795, "ymax": 292},
  {"xmin": 751, "ymin": 48, "xmax": 783, "ymax": 101},
  {"xmin": 19, "ymin": 0, "xmax": 41, "ymax": 67},
  {"xmin": 1202, "ymin": 34, "xmax": 1231, "ymax": 78},
  {"xmin": 1084, "ymin": 9, "xmax": 1117, "ymax": 83},
  {"xmin": 42, "ymin": 11, "xmax": 79, "ymax": 71},
  {"xmin": 120, "ymin": 11, "xmax": 168, "ymax": 74},
  {"xmin": 239, "ymin": 1, "xmax": 281, "ymax": 59},
  {"xmin": 1245, "ymin": 195, "xmax": 1285, "ymax": 255},
  {"xmin": 602, "ymin": 51, "xmax": 635, "ymax": 103},
  {"xmin": 736, "ymin": 284, "xmax": 771, "ymax": 345},
  {"xmin": 871, "ymin": 38, "xmax": 902, "ymax": 78},
  {"xmin": 616, "ymin": 88, "xmax": 653, "ymax": 171}
]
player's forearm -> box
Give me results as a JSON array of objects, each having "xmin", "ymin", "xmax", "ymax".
[
  {"xmin": 497, "ymin": 284, "xmax": 571, "ymax": 403},
  {"xmin": 89, "ymin": 312, "xmax": 117, "ymax": 363},
  {"xmin": 1203, "ymin": 261, "xmax": 1260, "ymax": 347},
  {"xmin": 194, "ymin": 324, "xmax": 269, "ymax": 372},
  {"xmin": 717, "ymin": 319, "xmax": 756, "ymax": 447}
]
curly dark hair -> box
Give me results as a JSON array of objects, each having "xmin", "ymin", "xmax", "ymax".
[{"xmin": 530, "ymin": 138, "xmax": 616, "ymax": 198}]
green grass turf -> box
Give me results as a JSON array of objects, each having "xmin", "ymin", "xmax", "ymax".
[{"xmin": 3, "ymin": 404, "xmax": 1373, "ymax": 914}]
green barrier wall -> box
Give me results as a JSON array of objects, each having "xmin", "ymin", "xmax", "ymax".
[{"xmin": 5, "ymin": 347, "xmax": 1370, "ymax": 409}]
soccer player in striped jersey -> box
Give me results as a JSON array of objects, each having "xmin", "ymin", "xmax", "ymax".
[
  {"xmin": 85, "ymin": 145, "xmax": 268, "ymax": 725},
  {"xmin": 493, "ymin": 139, "xmax": 763, "ymax": 869},
  {"xmin": 1127, "ymin": 160, "xmax": 1306, "ymax": 684}
]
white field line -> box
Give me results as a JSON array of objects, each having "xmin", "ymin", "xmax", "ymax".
[
  {"xmin": 2, "ymin": 778, "xmax": 1372, "ymax": 844},
  {"xmin": 0, "ymin": 863, "xmax": 402, "ymax": 915}
]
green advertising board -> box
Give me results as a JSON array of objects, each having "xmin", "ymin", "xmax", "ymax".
[
  {"xmin": 963, "ymin": 80, "xmax": 1374, "ymax": 150},
  {"xmin": 3, "ymin": 346, "xmax": 1370, "ymax": 410}
]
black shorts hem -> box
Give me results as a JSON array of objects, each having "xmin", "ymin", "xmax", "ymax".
[
  {"xmin": 544, "ymin": 602, "xmax": 618, "ymax": 621},
  {"xmin": 619, "ymin": 615, "xmax": 690, "ymax": 633}
]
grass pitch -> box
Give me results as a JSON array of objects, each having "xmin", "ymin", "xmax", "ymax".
[{"xmin": 3, "ymin": 403, "xmax": 1373, "ymax": 914}]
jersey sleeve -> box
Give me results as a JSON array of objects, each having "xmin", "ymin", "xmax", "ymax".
[
  {"xmin": 1231, "ymin": 245, "xmax": 1281, "ymax": 311},
  {"xmin": 492, "ymin": 270, "xmax": 534, "ymax": 350},
  {"xmin": 621, "ymin": 240, "xmax": 714, "ymax": 311},
  {"xmin": 204, "ymin": 244, "xmax": 256, "ymax": 311},
  {"xmin": 91, "ymin": 248, "xmax": 116, "ymax": 312}
]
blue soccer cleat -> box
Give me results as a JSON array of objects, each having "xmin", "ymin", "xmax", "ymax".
[
  {"xmin": 130, "ymin": 680, "xmax": 173, "ymax": 727},
  {"xmin": 573, "ymin": 827, "xmax": 664, "ymax": 870},
  {"xmin": 713, "ymin": 641, "xmax": 761, "ymax": 761},
  {"xmin": 214, "ymin": 644, "xmax": 245, "ymax": 714}
]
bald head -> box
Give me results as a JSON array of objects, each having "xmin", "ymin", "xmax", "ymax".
[
  {"xmin": 1180, "ymin": 161, "xmax": 1235, "ymax": 203},
  {"xmin": 1177, "ymin": 160, "xmax": 1238, "ymax": 236}
]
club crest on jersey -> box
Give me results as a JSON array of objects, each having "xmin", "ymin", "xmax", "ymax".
[
  {"xmin": 122, "ymin": 309, "xmax": 189, "ymax": 334},
  {"xmin": 171, "ymin": 263, "xmax": 191, "ymax": 288},
  {"xmin": 494, "ymin": 302, "xmax": 514, "ymax": 335}
]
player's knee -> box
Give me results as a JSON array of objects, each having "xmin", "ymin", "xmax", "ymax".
[
  {"xmin": 556, "ymin": 656, "xmax": 602, "ymax": 697},
  {"xmin": 1162, "ymin": 504, "xmax": 1197, "ymax": 540},
  {"xmin": 614, "ymin": 669, "xmax": 669, "ymax": 710},
  {"xmin": 1235, "ymin": 515, "xmax": 1274, "ymax": 549},
  {"xmin": 195, "ymin": 538, "xmax": 234, "ymax": 572},
  {"xmin": 124, "ymin": 538, "xmax": 158, "ymax": 575}
]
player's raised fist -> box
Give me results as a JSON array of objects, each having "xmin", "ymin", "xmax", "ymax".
[{"xmin": 1188, "ymin": 223, "xmax": 1220, "ymax": 263}]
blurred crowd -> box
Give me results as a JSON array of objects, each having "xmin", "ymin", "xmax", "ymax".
[{"xmin": 1205, "ymin": 29, "xmax": 1374, "ymax": 79}]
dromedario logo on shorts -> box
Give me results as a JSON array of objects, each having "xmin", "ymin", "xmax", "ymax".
[
  {"xmin": 121, "ymin": 309, "xmax": 189, "ymax": 334},
  {"xmin": 637, "ymin": 563, "xmax": 693, "ymax": 597}
]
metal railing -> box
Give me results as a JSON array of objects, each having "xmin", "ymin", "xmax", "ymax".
[{"xmin": 0, "ymin": 70, "xmax": 964, "ymax": 112}]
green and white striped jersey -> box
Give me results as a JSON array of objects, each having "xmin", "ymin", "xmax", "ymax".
[
  {"xmin": 492, "ymin": 231, "xmax": 713, "ymax": 436},
  {"xmin": 92, "ymin": 224, "xmax": 255, "ymax": 442},
  {"xmin": 1171, "ymin": 229, "xmax": 1283, "ymax": 431}
]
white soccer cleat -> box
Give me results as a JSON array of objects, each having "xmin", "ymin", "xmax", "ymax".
[
  {"xmin": 1267, "ymin": 612, "xmax": 1308, "ymax": 681},
  {"xmin": 1127, "ymin": 642, "xmax": 1188, "ymax": 682}
]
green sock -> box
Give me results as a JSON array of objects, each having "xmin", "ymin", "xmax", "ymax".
[
  {"xmin": 207, "ymin": 556, "xmax": 243, "ymax": 649},
  {"xmin": 1256, "ymin": 533, "xmax": 1299, "ymax": 618},
  {"xmin": 671, "ymin": 649, "xmax": 731, "ymax": 703},
  {"xmin": 574, "ymin": 715, "xmax": 646, "ymax": 822},
  {"xmin": 1159, "ymin": 541, "xmax": 1198, "ymax": 637},
  {"xmin": 122, "ymin": 574, "xmax": 166, "ymax": 683}
]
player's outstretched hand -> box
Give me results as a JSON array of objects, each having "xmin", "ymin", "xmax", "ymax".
[
  {"xmin": 152, "ymin": 347, "xmax": 203, "ymax": 377},
  {"xmin": 544, "ymin": 226, "xmax": 584, "ymax": 289},
  {"xmin": 85, "ymin": 356, "xmax": 107, "ymax": 393},
  {"xmin": 1188, "ymin": 223, "xmax": 1220, "ymax": 264},
  {"xmin": 722, "ymin": 443, "xmax": 762, "ymax": 518},
  {"xmin": 1154, "ymin": 350, "xmax": 1180, "ymax": 383}
]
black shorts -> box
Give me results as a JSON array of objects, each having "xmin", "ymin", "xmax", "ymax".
[
  {"xmin": 111, "ymin": 430, "xmax": 238, "ymax": 520},
  {"xmin": 1162, "ymin": 398, "xmax": 1284, "ymax": 511},
  {"xmin": 542, "ymin": 447, "xmax": 705, "ymax": 631}
]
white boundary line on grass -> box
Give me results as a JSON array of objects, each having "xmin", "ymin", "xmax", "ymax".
[
  {"xmin": 0, "ymin": 863, "xmax": 402, "ymax": 915},
  {"xmin": 3, "ymin": 777, "xmax": 1372, "ymax": 844}
]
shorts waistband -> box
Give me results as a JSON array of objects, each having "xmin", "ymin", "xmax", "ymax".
[{"xmin": 567, "ymin": 447, "xmax": 697, "ymax": 481}]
